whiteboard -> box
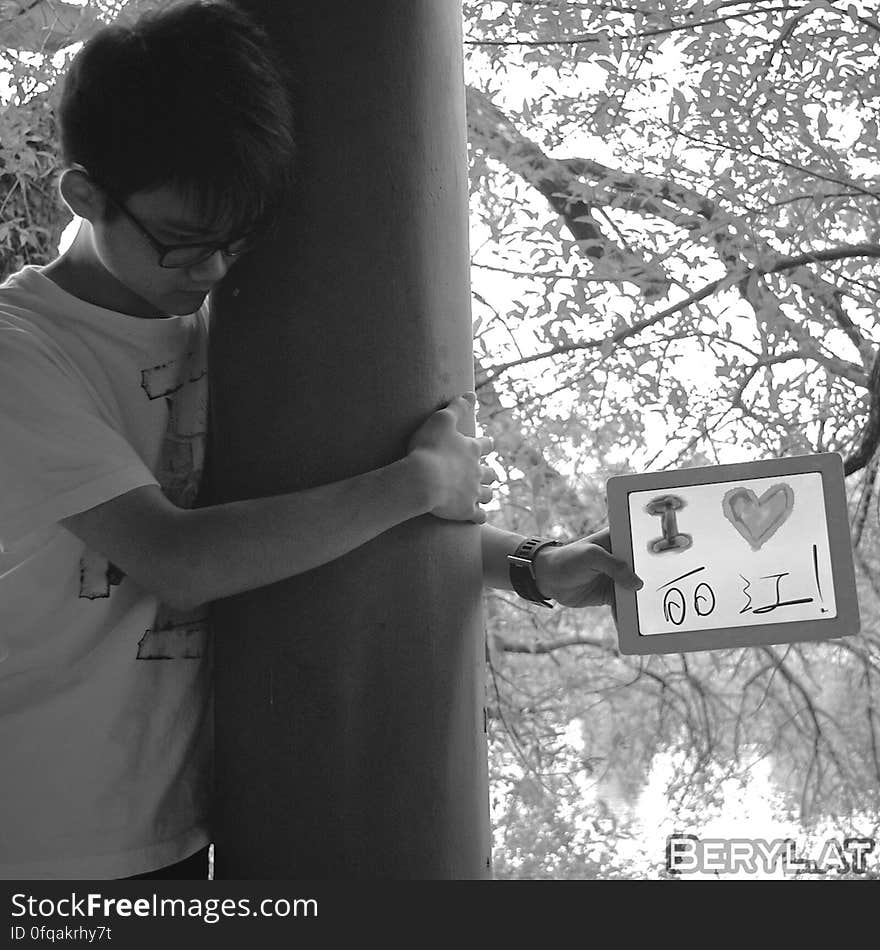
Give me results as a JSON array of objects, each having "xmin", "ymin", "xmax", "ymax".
[{"xmin": 607, "ymin": 454, "xmax": 860, "ymax": 655}]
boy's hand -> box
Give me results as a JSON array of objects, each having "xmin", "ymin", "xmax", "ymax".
[
  {"xmin": 532, "ymin": 527, "xmax": 643, "ymax": 608},
  {"xmin": 406, "ymin": 393, "xmax": 496, "ymax": 524}
]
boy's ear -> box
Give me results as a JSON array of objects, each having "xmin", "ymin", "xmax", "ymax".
[{"xmin": 57, "ymin": 167, "xmax": 105, "ymax": 222}]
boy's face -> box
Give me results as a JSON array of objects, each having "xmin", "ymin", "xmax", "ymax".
[{"xmin": 89, "ymin": 184, "xmax": 241, "ymax": 318}]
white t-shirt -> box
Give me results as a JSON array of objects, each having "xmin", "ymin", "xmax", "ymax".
[{"xmin": 0, "ymin": 265, "xmax": 212, "ymax": 879}]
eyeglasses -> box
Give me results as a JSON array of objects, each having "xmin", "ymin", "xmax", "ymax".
[{"xmin": 101, "ymin": 190, "xmax": 255, "ymax": 269}]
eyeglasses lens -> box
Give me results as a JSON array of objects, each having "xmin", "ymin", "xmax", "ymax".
[{"xmin": 161, "ymin": 235, "xmax": 254, "ymax": 269}]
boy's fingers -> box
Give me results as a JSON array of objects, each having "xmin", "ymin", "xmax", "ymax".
[
  {"xmin": 588, "ymin": 546, "xmax": 643, "ymax": 590},
  {"xmin": 448, "ymin": 392, "xmax": 476, "ymax": 422},
  {"xmin": 480, "ymin": 464, "xmax": 498, "ymax": 484},
  {"xmin": 583, "ymin": 527, "xmax": 611, "ymax": 552},
  {"xmin": 475, "ymin": 435, "xmax": 494, "ymax": 457}
]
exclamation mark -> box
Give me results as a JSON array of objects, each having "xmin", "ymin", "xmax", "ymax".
[{"xmin": 813, "ymin": 544, "xmax": 826, "ymax": 613}]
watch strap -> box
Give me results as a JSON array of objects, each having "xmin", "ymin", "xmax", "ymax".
[{"xmin": 508, "ymin": 537, "xmax": 562, "ymax": 608}]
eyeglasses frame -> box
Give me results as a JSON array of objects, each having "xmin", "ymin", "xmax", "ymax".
[{"xmin": 98, "ymin": 185, "xmax": 254, "ymax": 269}]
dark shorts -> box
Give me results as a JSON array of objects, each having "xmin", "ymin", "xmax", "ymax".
[{"xmin": 124, "ymin": 845, "xmax": 209, "ymax": 880}]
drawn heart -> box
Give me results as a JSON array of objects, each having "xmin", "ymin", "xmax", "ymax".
[{"xmin": 721, "ymin": 483, "xmax": 795, "ymax": 551}]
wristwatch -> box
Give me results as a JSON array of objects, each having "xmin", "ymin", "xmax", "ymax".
[{"xmin": 507, "ymin": 536, "xmax": 562, "ymax": 608}]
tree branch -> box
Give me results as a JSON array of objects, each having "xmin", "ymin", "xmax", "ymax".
[
  {"xmin": 732, "ymin": 353, "xmax": 867, "ymax": 418},
  {"xmin": 660, "ymin": 120, "xmax": 880, "ymax": 203},
  {"xmin": 844, "ymin": 347, "xmax": 880, "ymax": 476},
  {"xmin": 788, "ymin": 269, "xmax": 874, "ymax": 363},
  {"xmin": 466, "ymin": 84, "xmax": 671, "ymax": 300},
  {"xmin": 464, "ymin": 6, "xmax": 802, "ymax": 46},
  {"xmin": 498, "ymin": 634, "xmax": 617, "ymax": 655},
  {"xmin": 0, "ymin": 0, "xmax": 99, "ymax": 56},
  {"xmin": 852, "ymin": 454, "xmax": 878, "ymax": 547},
  {"xmin": 477, "ymin": 243, "xmax": 880, "ymax": 387}
]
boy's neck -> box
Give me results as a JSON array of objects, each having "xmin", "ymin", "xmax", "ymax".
[{"xmin": 42, "ymin": 223, "xmax": 168, "ymax": 319}]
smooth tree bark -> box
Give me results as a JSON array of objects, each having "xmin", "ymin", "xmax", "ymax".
[{"xmin": 206, "ymin": 1, "xmax": 491, "ymax": 879}]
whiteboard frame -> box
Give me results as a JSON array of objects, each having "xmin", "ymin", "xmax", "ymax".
[{"xmin": 607, "ymin": 453, "xmax": 860, "ymax": 655}]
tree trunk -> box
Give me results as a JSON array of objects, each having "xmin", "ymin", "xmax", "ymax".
[{"xmin": 206, "ymin": 0, "xmax": 491, "ymax": 879}]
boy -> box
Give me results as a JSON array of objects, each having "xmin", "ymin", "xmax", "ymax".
[{"xmin": 0, "ymin": 0, "xmax": 641, "ymax": 879}]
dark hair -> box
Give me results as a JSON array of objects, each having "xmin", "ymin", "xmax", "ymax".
[{"xmin": 58, "ymin": 0, "xmax": 296, "ymax": 235}]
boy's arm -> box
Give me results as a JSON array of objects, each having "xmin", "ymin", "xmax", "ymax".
[
  {"xmin": 61, "ymin": 395, "xmax": 494, "ymax": 610},
  {"xmin": 479, "ymin": 523, "xmax": 527, "ymax": 592},
  {"xmin": 480, "ymin": 523, "xmax": 642, "ymax": 607}
]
